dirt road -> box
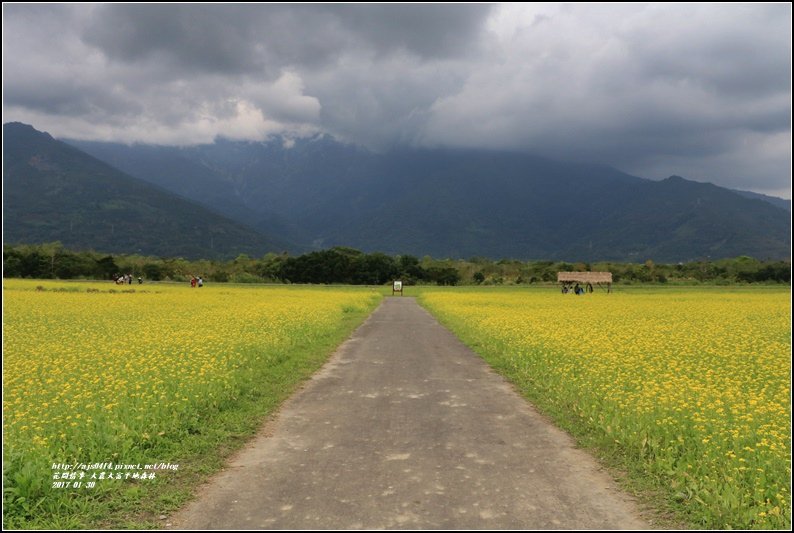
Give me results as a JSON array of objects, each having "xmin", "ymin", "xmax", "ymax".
[{"xmin": 168, "ymin": 297, "xmax": 650, "ymax": 529}]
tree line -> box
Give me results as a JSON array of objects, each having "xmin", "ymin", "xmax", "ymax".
[{"xmin": 3, "ymin": 242, "xmax": 791, "ymax": 285}]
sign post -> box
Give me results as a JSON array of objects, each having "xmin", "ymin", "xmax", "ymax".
[{"xmin": 392, "ymin": 280, "xmax": 403, "ymax": 296}]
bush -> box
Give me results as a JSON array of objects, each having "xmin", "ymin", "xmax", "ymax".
[
  {"xmin": 210, "ymin": 271, "xmax": 230, "ymax": 283},
  {"xmin": 229, "ymin": 272, "xmax": 262, "ymax": 284}
]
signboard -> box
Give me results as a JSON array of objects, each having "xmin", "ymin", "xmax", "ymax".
[{"xmin": 392, "ymin": 280, "xmax": 403, "ymax": 295}]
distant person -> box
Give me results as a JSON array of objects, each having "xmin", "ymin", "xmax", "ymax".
[
  {"xmin": 138, "ymin": 277, "xmax": 143, "ymax": 284},
  {"xmin": 190, "ymin": 276, "xmax": 197, "ymax": 288},
  {"xmin": 197, "ymin": 276, "xmax": 203, "ymax": 287},
  {"xmin": 574, "ymin": 283, "xmax": 582, "ymax": 295}
]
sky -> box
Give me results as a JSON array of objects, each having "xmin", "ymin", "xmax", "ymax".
[{"xmin": 3, "ymin": 3, "xmax": 792, "ymax": 198}]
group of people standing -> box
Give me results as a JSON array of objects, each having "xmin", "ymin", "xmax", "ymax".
[
  {"xmin": 190, "ymin": 275, "xmax": 204, "ymax": 288},
  {"xmin": 561, "ymin": 282, "xmax": 592, "ymax": 295},
  {"xmin": 114, "ymin": 273, "xmax": 142, "ymax": 285}
]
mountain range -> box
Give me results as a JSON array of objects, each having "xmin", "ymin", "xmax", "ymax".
[
  {"xmin": 2, "ymin": 122, "xmax": 289, "ymax": 259},
  {"xmin": 3, "ymin": 122, "xmax": 790, "ymax": 262}
]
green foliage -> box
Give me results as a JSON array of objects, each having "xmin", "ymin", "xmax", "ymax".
[
  {"xmin": 229, "ymin": 272, "xmax": 261, "ymax": 284},
  {"xmin": 142, "ymin": 263, "xmax": 163, "ymax": 281},
  {"xmin": 209, "ymin": 271, "xmax": 229, "ymax": 283},
  {"xmin": 94, "ymin": 256, "xmax": 119, "ymax": 280},
  {"xmin": 3, "ymin": 243, "xmax": 790, "ymax": 286},
  {"xmin": 425, "ymin": 266, "xmax": 461, "ymax": 286}
]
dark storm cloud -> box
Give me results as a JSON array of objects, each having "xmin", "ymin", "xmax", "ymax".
[
  {"xmin": 319, "ymin": 4, "xmax": 493, "ymax": 59},
  {"xmin": 420, "ymin": 3, "xmax": 791, "ymax": 195},
  {"xmin": 2, "ymin": 3, "xmax": 790, "ymax": 197},
  {"xmin": 80, "ymin": 4, "xmax": 492, "ymax": 75},
  {"xmin": 3, "ymin": 76, "xmax": 144, "ymax": 119},
  {"xmin": 82, "ymin": 5, "xmax": 253, "ymax": 72},
  {"xmin": 627, "ymin": 5, "xmax": 790, "ymax": 100}
]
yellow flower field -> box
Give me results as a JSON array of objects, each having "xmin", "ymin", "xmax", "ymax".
[
  {"xmin": 2, "ymin": 279, "xmax": 381, "ymax": 528},
  {"xmin": 419, "ymin": 287, "xmax": 791, "ymax": 529}
]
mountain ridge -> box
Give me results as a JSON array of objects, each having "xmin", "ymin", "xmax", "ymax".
[
  {"xmin": 63, "ymin": 132, "xmax": 791, "ymax": 262},
  {"xmin": 3, "ymin": 122, "xmax": 293, "ymax": 259},
  {"xmin": 3, "ymin": 122, "xmax": 788, "ymax": 262}
]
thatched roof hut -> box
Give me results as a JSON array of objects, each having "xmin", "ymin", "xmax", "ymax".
[
  {"xmin": 558, "ymin": 272, "xmax": 613, "ymax": 293},
  {"xmin": 557, "ymin": 272, "xmax": 613, "ymax": 284}
]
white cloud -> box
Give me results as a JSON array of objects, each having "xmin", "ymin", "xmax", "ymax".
[{"xmin": 248, "ymin": 71, "xmax": 322, "ymax": 125}]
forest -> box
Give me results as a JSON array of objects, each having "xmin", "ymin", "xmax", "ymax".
[{"xmin": 3, "ymin": 242, "xmax": 790, "ymax": 285}]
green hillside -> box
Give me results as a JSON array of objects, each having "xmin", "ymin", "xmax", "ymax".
[
  {"xmin": 3, "ymin": 123, "xmax": 291, "ymax": 259},
  {"xmin": 69, "ymin": 136, "xmax": 791, "ymax": 262}
]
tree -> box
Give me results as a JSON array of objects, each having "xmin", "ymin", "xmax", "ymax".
[
  {"xmin": 352, "ymin": 253, "xmax": 399, "ymax": 285},
  {"xmin": 38, "ymin": 242, "xmax": 65, "ymax": 279},
  {"xmin": 3, "ymin": 247, "xmax": 24, "ymax": 278},
  {"xmin": 426, "ymin": 266, "xmax": 460, "ymax": 286},
  {"xmin": 55, "ymin": 253, "xmax": 95, "ymax": 279},
  {"xmin": 398, "ymin": 255, "xmax": 427, "ymax": 283},
  {"xmin": 94, "ymin": 255, "xmax": 119, "ymax": 280},
  {"xmin": 142, "ymin": 263, "xmax": 163, "ymax": 281},
  {"xmin": 257, "ymin": 253, "xmax": 287, "ymax": 281}
]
